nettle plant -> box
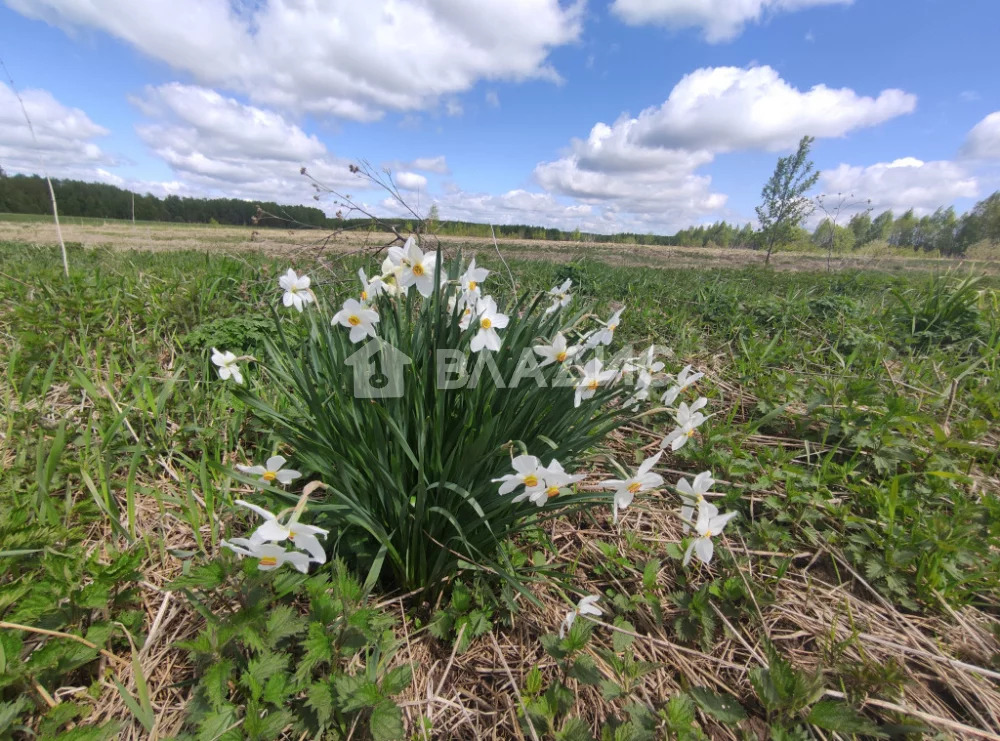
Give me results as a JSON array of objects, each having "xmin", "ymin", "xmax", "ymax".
[{"xmin": 211, "ymin": 237, "xmax": 738, "ymax": 599}]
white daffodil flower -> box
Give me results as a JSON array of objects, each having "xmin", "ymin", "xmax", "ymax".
[
  {"xmin": 459, "ymin": 257, "xmax": 489, "ymax": 303},
  {"xmin": 590, "ymin": 307, "xmax": 624, "ymax": 346},
  {"xmin": 662, "ymin": 365, "xmax": 705, "ymax": 404},
  {"xmin": 661, "ymin": 385, "xmax": 682, "ymax": 406},
  {"xmin": 222, "ymin": 537, "xmax": 311, "ymax": 573},
  {"xmin": 660, "ymin": 397, "xmax": 709, "ymax": 451},
  {"xmin": 279, "ymin": 268, "xmax": 313, "ymax": 312},
  {"xmin": 683, "ymin": 500, "xmax": 737, "ymax": 567},
  {"xmin": 380, "ymin": 254, "xmax": 406, "ymax": 297},
  {"xmin": 392, "ymin": 237, "xmax": 437, "ymax": 297},
  {"xmin": 574, "ymin": 358, "xmax": 616, "ymax": 407},
  {"xmin": 235, "ymin": 455, "xmax": 301, "ymax": 486},
  {"xmin": 358, "ymin": 267, "xmax": 387, "ymax": 302},
  {"xmin": 235, "ymin": 499, "xmax": 329, "ymax": 564},
  {"xmin": 211, "ymin": 348, "xmax": 244, "ymax": 385},
  {"xmin": 632, "ymin": 346, "xmax": 665, "ymax": 388},
  {"xmin": 677, "ymin": 470, "xmax": 715, "ymax": 532},
  {"xmin": 494, "ymin": 455, "xmax": 543, "ymax": 495},
  {"xmin": 332, "ymin": 298, "xmax": 380, "ymax": 343},
  {"xmin": 599, "ymin": 451, "xmax": 664, "ymax": 523},
  {"xmin": 533, "ymin": 332, "xmax": 579, "ymax": 367},
  {"xmin": 675, "ymin": 365, "xmax": 705, "ymax": 392},
  {"xmin": 470, "ymin": 296, "xmax": 509, "ymax": 352},
  {"xmin": 559, "ymin": 594, "xmax": 603, "ymax": 639},
  {"xmin": 447, "ymin": 294, "xmax": 477, "ymax": 329},
  {"xmin": 513, "ymin": 459, "xmax": 586, "ymax": 507},
  {"xmin": 544, "ymin": 278, "xmax": 573, "ymax": 314},
  {"xmin": 493, "ymin": 454, "xmax": 545, "ymax": 496}
]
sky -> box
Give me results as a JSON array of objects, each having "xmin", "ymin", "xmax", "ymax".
[{"xmin": 1, "ymin": 0, "xmax": 999, "ymax": 235}]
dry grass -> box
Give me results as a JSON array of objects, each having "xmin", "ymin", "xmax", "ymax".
[{"xmin": 4, "ymin": 219, "xmax": 1000, "ymax": 275}]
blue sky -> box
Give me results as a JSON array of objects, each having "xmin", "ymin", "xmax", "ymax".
[{"xmin": 1, "ymin": 0, "xmax": 998, "ymax": 234}]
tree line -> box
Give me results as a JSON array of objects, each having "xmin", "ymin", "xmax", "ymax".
[{"xmin": 2, "ymin": 170, "xmax": 998, "ymax": 255}]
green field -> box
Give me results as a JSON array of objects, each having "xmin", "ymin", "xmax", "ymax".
[{"xmin": 2, "ymin": 239, "xmax": 999, "ymax": 739}]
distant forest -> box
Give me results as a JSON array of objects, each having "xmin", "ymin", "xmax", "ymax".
[{"xmin": 1, "ymin": 172, "xmax": 998, "ymax": 254}]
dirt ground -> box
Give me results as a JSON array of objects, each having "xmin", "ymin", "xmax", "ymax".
[{"xmin": 4, "ymin": 219, "xmax": 999, "ymax": 274}]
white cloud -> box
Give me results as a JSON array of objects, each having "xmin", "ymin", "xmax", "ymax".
[
  {"xmin": 9, "ymin": 0, "xmax": 582, "ymax": 120},
  {"xmin": 410, "ymin": 156, "xmax": 450, "ymax": 174},
  {"xmin": 0, "ymin": 81, "xmax": 115, "ymax": 177},
  {"xmin": 485, "ymin": 91, "xmax": 500, "ymax": 108},
  {"xmin": 395, "ymin": 171, "xmax": 428, "ymax": 191},
  {"xmin": 420, "ymin": 187, "xmax": 601, "ymax": 232},
  {"xmin": 533, "ymin": 117, "xmax": 725, "ymax": 232},
  {"xmin": 820, "ymin": 158, "xmax": 978, "ymax": 217},
  {"xmin": 611, "ymin": 0, "xmax": 852, "ymax": 43},
  {"xmin": 633, "ymin": 65, "xmax": 916, "ymax": 152},
  {"xmin": 445, "ymin": 99, "xmax": 464, "ymax": 117},
  {"xmin": 961, "ymin": 111, "xmax": 1000, "ymax": 161},
  {"xmin": 132, "ymin": 83, "xmax": 360, "ymax": 204},
  {"xmin": 531, "ymin": 65, "xmax": 915, "ymax": 233}
]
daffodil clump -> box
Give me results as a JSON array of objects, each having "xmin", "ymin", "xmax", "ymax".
[{"xmin": 210, "ymin": 238, "xmax": 739, "ymax": 596}]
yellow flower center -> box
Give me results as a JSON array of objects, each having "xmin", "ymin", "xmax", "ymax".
[
  {"xmin": 412, "ymin": 263, "xmax": 425, "ymax": 276},
  {"xmin": 360, "ymin": 290, "xmax": 368, "ymax": 301},
  {"xmin": 587, "ymin": 379, "xmax": 599, "ymax": 391},
  {"xmin": 468, "ymin": 280, "xmax": 477, "ymax": 291},
  {"xmin": 687, "ymin": 429, "xmax": 696, "ymax": 437},
  {"xmin": 546, "ymin": 485, "xmax": 560, "ymax": 498},
  {"xmin": 259, "ymin": 556, "xmax": 277, "ymax": 566},
  {"xmin": 348, "ymin": 315, "xmax": 361, "ymax": 326},
  {"xmin": 556, "ymin": 351, "xmax": 568, "ymax": 362},
  {"xmin": 608, "ymin": 324, "xmax": 617, "ymax": 331},
  {"xmin": 288, "ymin": 531, "xmax": 296, "ymax": 540},
  {"xmin": 523, "ymin": 475, "xmax": 539, "ymax": 488},
  {"xmin": 705, "ymin": 530, "xmax": 713, "ymax": 538},
  {"xmin": 262, "ymin": 471, "xmax": 277, "ymax": 482},
  {"xmin": 627, "ymin": 481, "xmax": 641, "ymax": 494},
  {"xmin": 480, "ymin": 317, "xmax": 492, "ymax": 330}
]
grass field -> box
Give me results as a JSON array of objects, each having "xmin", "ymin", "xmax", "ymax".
[{"xmin": 2, "ymin": 232, "xmax": 999, "ymax": 739}]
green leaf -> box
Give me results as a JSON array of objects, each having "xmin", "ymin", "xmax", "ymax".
[
  {"xmin": 600, "ymin": 679, "xmax": 625, "ymax": 702},
  {"xmin": 568, "ymin": 655, "xmax": 604, "ymax": 686},
  {"xmin": 166, "ymin": 560, "xmax": 227, "ymax": 591},
  {"xmin": 806, "ymin": 701, "xmax": 884, "ymax": 736},
  {"xmin": 540, "ymin": 633, "xmax": 567, "ymax": 660},
  {"xmin": 202, "ymin": 659, "xmax": 234, "ymax": 709},
  {"xmin": 381, "ymin": 664, "xmax": 413, "ymax": 696},
  {"xmin": 306, "ymin": 681, "xmax": 334, "ymax": 725},
  {"xmin": 688, "ymin": 686, "xmax": 746, "ymax": 725},
  {"xmin": 265, "ymin": 604, "xmax": 306, "ymax": 644},
  {"xmin": 0, "ymin": 697, "xmax": 29, "ymax": 733},
  {"xmin": 556, "ymin": 716, "xmax": 595, "ymax": 741},
  {"xmin": 524, "ymin": 666, "xmax": 544, "ymax": 696},
  {"xmin": 666, "ymin": 694, "xmax": 696, "ymax": 729},
  {"xmin": 370, "ymin": 700, "xmax": 406, "ymax": 741},
  {"xmin": 612, "ymin": 618, "xmax": 635, "ymax": 653}
]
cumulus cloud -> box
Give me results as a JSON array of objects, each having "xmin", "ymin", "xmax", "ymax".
[
  {"xmin": 820, "ymin": 158, "xmax": 978, "ymax": 217},
  {"xmin": 8, "ymin": 0, "xmax": 582, "ymax": 120},
  {"xmin": 395, "ymin": 187, "xmax": 602, "ymax": 233},
  {"xmin": 132, "ymin": 83, "xmax": 360, "ymax": 204},
  {"xmin": 961, "ymin": 111, "xmax": 1000, "ymax": 161},
  {"xmin": 410, "ymin": 156, "xmax": 450, "ymax": 174},
  {"xmin": 532, "ymin": 65, "xmax": 915, "ymax": 232},
  {"xmin": 633, "ymin": 66, "xmax": 916, "ymax": 152},
  {"xmin": 485, "ymin": 91, "xmax": 501, "ymax": 108},
  {"xmin": 394, "ymin": 171, "xmax": 428, "ymax": 191},
  {"xmin": 611, "ymin": 0, "xmax": 852, "ymax": 43},
  {"xmin": 0, "ymin": 81, "xmax": 115, "ymax": 177}
]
